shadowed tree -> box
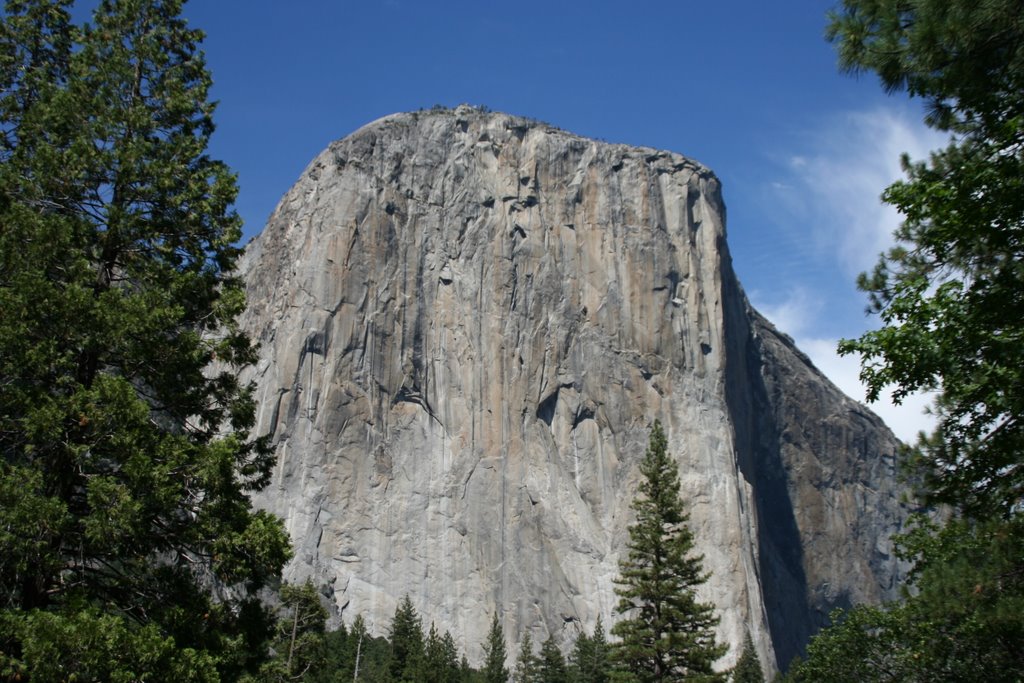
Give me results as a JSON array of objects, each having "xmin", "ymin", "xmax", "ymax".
[
  {"xmin": 570, "ymin": 616, "xmax": 610, "ymax": 683},
  {"xmin": 256, "ymin": 580, "xmax": 329, "ymax": 682},
  {"xmin": 731, "ymin": 633, "xmax": 763, "ymax": 683},
  {"xmin": 389, "ymin": 595, "xmax": 425, "ymax": 682},
  {"xmin": 0, "ymin": 0, "xmax": 290, "ymax": 679},
  {"xmin": 537, "ymin": 634, "xmax": 568, "ymax": 683},
  {"xmin": 424, "ymin": 622, "xmax": 462, "ymax": 683}
]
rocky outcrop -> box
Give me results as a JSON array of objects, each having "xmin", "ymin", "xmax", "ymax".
[{"xmin": 238, "ymin": 105, "xmax": 909, "ymax": 674}]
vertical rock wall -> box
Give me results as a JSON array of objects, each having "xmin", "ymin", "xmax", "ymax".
[{"xmin": 238, "ymin": 106, "xmax": 908, "ymax": 673}]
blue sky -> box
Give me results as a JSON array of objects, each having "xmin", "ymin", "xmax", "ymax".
[{"xmin": 175, "ymin": 0, "xmax": 942, "ymax": 441}]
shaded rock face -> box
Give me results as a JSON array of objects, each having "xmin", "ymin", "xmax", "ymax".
[{"xmin": 239, "ymin": 106, "xmax": 908, "ymax": 673}]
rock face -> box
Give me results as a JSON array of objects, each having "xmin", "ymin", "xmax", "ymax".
[{"xmin": 239, "ymin": 105, "xmax": 908, "ymax": 673}]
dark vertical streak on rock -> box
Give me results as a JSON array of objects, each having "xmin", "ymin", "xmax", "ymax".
[{"xmin": 722, "ymin": 265, "xmax": 810, "ymax": 673}]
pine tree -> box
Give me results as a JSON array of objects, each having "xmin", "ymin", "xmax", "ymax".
[
  {"xmin": 440, "ymin": 630, "xmax": 463, "ymax": 682},
  {"xmin": 0, "ymin": 0, "xmax": 290, "ymax": 679},
  {"xmin": 307, "ymin": 622, "xmax": 347, "ymax": 683},
  {"xmin": 569, "ymin": 630, "xmax": 591, "ymax": 683},
  {"xmin": 348, "ymin": 614, "xmax": 370, "ymax": 682},
  {"xmin": 424, "ymin": 622, "xmax": 462, "ymax": 683},
  {"xmin": 611, "ymin": 421, "xmax": 726, "ymax": 682},
  {"xmin": 460, "ymin": 654, "xmax": 475, "ymax": 683},
  {"xmin": 731, "ymin": 633, "xmax": 763, "ymax": 683},
  {"xmin": 514, "ymin": 632, "xmax": 539, "ymax": 683},
  {"xmin": 570, "ymin": 616, "xmax": 610, "ymax": 683},
  {"xmin": 389, "ymin": 595, "xmax": 425, "ymax": 682},
  {"xmin": 537, "ymin": 634, "xmax": 568, "ymax": 683},
  {"xmin": 481, "ymin": 613, "xmax": 509, "ymax": 683}
]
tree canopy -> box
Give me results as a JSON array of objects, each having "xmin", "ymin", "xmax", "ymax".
[
  {"xmin": 569, "ymin": 616, "xmax": 610, "ymax": 683},
  {"xmin": 789, "ymin": 0, "xmax": 1024, "ymax": 679},
  {"xmin": 0, "ymin": 0, "xmax": 291, "ymax": 678},
  {"xmin": 389, "ymin": 594, "xmax": 426, "ymax": 682},
  {"xmin": 832, "ymin": 0, "xmax": 1024, "ymax": 517}
]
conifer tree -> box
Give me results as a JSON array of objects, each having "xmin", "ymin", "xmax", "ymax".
[
  {"xmin": 441, "ymin": 631, "xmax": 463, "ymax": 682},
  {"xmin": 731, "ymin": 633, "xmax": 763, "ymax": 683},
  {"xmin": 424, "ymin": 622, "xmax": 462, "ymax": 683},
  {"xmin": 0, "ymin": 0, "xmax": 290, "ymax": 679},
  {"xmin": 460, "ymin": 654, "xmax": 475, "ymax": 683},
  {"xmin": 481, "ymin": 613, "xmax": 509, "ymax": 683},
  {"xmin": 347, "ymin": 615, "xmax": 371, "ymax": 682},
  {"xmin": 514, "ymin": 632, "xmax": 539, "ymax": 683},
  {"xmin": 570, "ymin": 616, "xmax": 610, "ymax": 683},
  {"xmin": 611, "ymin": 421, "xmax": 726, "ymax": 682},
  {"xmin": 389, "ymin": 595, "xmax": 425, "ymax": 682},
  {"xmin": 537, "ymin": 634, "xmax": 568, "ymax": 683},
  {"xmin": 307, "ymin": 622, "xmax": 347, "ymax": 683}
]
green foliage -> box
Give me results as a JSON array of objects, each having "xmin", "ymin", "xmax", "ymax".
[
  {"xmin": 461, "ymin": 653, "xmax": 480, "ymax": 683},
  {"xmin": 481, "ymin": 613, "xmax": 509, "ymax": 683},
  {"xmin": 304, "ymin": 623, "xmax": 348, "ymax": 683},
  {"xmin": 831, "ymin": 0, "xmax": 1024, "ymax": 517},
  {"xmin": 731, "ymin": 634, "xmax": 763, "ymax": 683},
  {"xmin": 788, "ymin": 515, "xmax": 1023, "ymax": 681},
  {"xmin": 389, "ymin": 595, "xmax": 425, "ymax": 682},
  {"xmin": 569, "ymin": 616, "xmax": 611, "ymax": 683},
  {"xmin": 0, "ymin": 0, "xmax": 290, "ymax": 678},
  {"xmin": 790, "ymin": 3, "xmax": 1024, "ymax": 680},
  {"xmin": 826, "ymin": 0, "xmax": 1024, "ymax": 135},
  {"xmin": 254, "ymin": 580, "xmax": 329, "ymax": 682},
  {"xmin": 513, "ymin": 632, "xmax": 539, "ymax": 683},
  {"xmin": 338, "ymin": 614, "xmax": 392, "ymax": 683},
  {"xmin": 537, "ymin": 635, "xmax": 568, "ymax": 683},
  {"xmin": 611, "ymin": 421, "xmax": 727, "ymax": 682},
  {"xmin": 424, "ymin": 622, "xmax": 462, "ymax": 683},
  {"xmin": 255, "ymin": 607, "xmax": 477, "ymax": 683},
  {"xmin": 781, "ymin": 605, "xmax": 909, "ymax": 683},
  {"xmin": 0, "ymin": 607, "xmax": 219, "ymax": 682}
]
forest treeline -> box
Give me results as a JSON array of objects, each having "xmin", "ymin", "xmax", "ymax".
[
  {"xmin": 254, "ymin": 587, "xmax": 765, "ymax": 683},
  {"xmin": 254, "ymin": 587, "xmax": 607, "ymax": 683}
]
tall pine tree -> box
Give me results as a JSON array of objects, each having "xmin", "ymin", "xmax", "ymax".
[
  {"xmin": 611, "ymin": 421, "xmax": 726, "ymax": 682},
  {"xmin": 0, "ymin": 0, "xmax": 290, "ymax": 679},
  {"xmin": 424, "ymin": 622, "xmax": 462, "ymax": 683},
  {"xmin": 256, "ymin": 580, "xmax": 329, "ymax": 682},
  {"xmin": 481, "ymin": 613, "xmax": 509, "ymax": 683}
]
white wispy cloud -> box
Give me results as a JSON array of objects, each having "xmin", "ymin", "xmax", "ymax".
[
  {"xmin": 752, "ymin": 106, "xmax": 947, "ymax": 443},
  {"xmin": 787, "ymin": 107, "xmax": 948, "ymax": 276}
]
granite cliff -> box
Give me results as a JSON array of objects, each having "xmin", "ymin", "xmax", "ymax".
[{"xmin": 238, "ymin": 105, "xmax": 909, "ymax": 673}]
